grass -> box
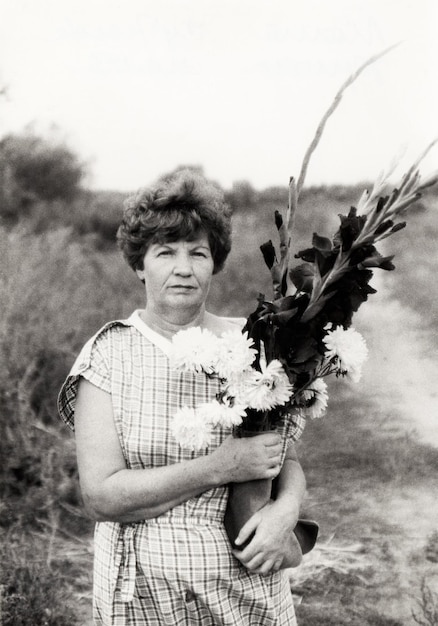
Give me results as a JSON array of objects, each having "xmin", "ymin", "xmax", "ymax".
[
  {"xmin": 301, "ymin": 388, "xmax": 438, "ymax": 487},
  {"xmin": 1, "ymin": 183, "xmax": 437, "ymax": 623},
  {"xmin": 0, "ymin": 527, "xmax": 92, "ymax": 626}
]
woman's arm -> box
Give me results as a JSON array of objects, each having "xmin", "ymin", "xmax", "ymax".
[
  {"xmin": 232, "ymin": 442, "xmax": 306, "ymax": 574},
  {"xmin": 74, "ymin": 378, "xmax": 284, "ymax": 523}
]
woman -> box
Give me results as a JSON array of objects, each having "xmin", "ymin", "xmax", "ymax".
[{"xmin": 58, "ymin": 169, "xmax": 306, "ymax": 625}]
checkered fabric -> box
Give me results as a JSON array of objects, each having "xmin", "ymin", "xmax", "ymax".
[{"xmin": 58, "ymin": 312, "xmax": 305, "ymax": 625}]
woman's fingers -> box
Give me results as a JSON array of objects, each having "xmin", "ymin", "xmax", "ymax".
[
  {"xmin": 266, "ymin": 446, "xmax": 282, "ymax": 461},
  {"xmin": 251, "ymin": 434, "xmax": 282, "ymax": 468},
  {"xmin": 272, "ymin": 558, "xmax": 283, "ymax": 572},
  {"xmin": 238, "ymin": 551, "xmax": 266, "ymax": 571},
  {"xmin": 258, "ymin": 433, "xmax": 282, "ymax": 446},
  {"xmin": 253, "ymin": 558, "xmax": 282, "ymax": 576},
  {"xmin": 217, "ymin": 432, "xmax": 283, "ymax": 482},
  {"xmin": 234, "ymin": 513, "xmax": 260, "ymax": 548},
  {"xmin": 236, "ymin": 553, "xmax": 283, "ymax": 576},
  {"xmin": 266, "ymin": 465, "xmax": 282, "ymax": 479}
]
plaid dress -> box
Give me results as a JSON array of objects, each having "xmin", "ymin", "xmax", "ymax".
[{"xmin": 58, "ymin": 311, "xmax": 305, "ymax": 625}]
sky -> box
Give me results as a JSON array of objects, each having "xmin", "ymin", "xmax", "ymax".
[{"xmin": 1, "ymin": 0, "xmax": 437, "ymax": 192}]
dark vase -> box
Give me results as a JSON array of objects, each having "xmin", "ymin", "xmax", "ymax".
[
  {"xmin": 224, "ymin": 477, "xmax": 273, "ymax": 549},
  {"xmin": 224, "ymin": 420, "xmax": 319, "ymax": 566}
]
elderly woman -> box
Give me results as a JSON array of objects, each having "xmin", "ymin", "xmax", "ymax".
[{"xmin": 58, "ymin": 170, "xmax": 306, "ymax": 625}]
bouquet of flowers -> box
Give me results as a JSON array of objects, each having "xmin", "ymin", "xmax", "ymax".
[
  {"xmin": 168, "ymin": 148, "xmax": 436, "ymax": 559},
  {"xmin": 168, "ymin": 47, "xmax": 437, "ymax": 557},
  {"xmin": 170, "ymin": 154, "xmax": 436, "ymax": 451}
]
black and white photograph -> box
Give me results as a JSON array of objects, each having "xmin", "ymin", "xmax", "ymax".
[{"xmin": 1, "ymin": 1, "xmax": 437, "ymax": 624}]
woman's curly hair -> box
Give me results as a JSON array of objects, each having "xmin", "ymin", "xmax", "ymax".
[{"xmin": 117, "ymin": 169, "xmax": 232, "ymax": 275}]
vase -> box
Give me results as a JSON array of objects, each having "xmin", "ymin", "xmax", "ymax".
[
  {"xmin": 224, "ymin": 425, "xmax": 319, "ymax": 565},
  {"xmin": 224, "ymin": 424, "xmax": 274, "ymax": 549},
  {"xmin": 224, "ymin": 477, "xmax": 272, "ymax": 549}
]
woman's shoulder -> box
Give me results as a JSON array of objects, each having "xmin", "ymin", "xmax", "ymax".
[
  {"xmin": 58, "ymin": 317, "xmax": 137, "ymax": 431},
  {"xmin": 203, "ymin": 312, "xmax": 246, "ymax": 336},
  {"xmin": 79, "ymin": 319, "xmax": 125, "ymax": 347},
  {"xmin": 69, "ymin": 318, "xmax": 137, "ymax": 376}
]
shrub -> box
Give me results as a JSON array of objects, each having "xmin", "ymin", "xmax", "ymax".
[
  {"xmin": 15, "ymin": 135, "xmax": 82, "ymax": 200},
  {"xmin": 0, "ymin": 131, "xmax": 85, "ymax": 223},
  {"xmin": 0, "ymin": 225, "xmax": 142, "ymax": 530},
  {"xmin": 225, "ymin": 180, "xmax": 257, "ymax": 212},
  {"xmin": 0, "ymin": 536, "xmax": 82, "ymax": 625}
]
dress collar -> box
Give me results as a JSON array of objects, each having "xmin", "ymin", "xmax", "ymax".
[{"xmin": 127, "ymin": 310, "xmax": 174, "ymax": 357}]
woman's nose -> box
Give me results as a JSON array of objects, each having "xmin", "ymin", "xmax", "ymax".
[{"xmin": 173, "ymin": 251, "xmax": 193, "ymax": 275}]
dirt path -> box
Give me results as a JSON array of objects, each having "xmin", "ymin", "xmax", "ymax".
[
  {"xmin": 344, "ymin": 278, "xmax": 438, "ymax": 622},
  {"xmin": 356, "ymin": 274, "xmax": 438, "ymax": 447},
  {"xmin": 293, "ymin": 277, "xmax": 438, "ymax": 624}
]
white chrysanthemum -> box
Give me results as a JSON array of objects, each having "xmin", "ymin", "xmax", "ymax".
[
  {"xmin": 323, "ymin": 326, "xmax": 368, "ymax": 383},
  {"xmin": 226, "ymin": 368, "xmax": 260, "ymax": 401},
  {"xmin": 300, "ymin": 377, "xmax": 329, "ymax": 419},
  {"xmin": 198, "ymin": 399, "xmax": 246, "ymax": 428},
  {"xmin": 241, "ymin": 359, "xmax": 293, "ymax": 411},
  {"xmin": 170, "ymin": 327, "xmax": 220, "ymax": 375},
  {"xmin": 215, "ymin": 330, "xmax": 257, "ymax": 380},
  {"xmin": 171, "ymin": 406, "xmax": 212, "ymax": 451}
]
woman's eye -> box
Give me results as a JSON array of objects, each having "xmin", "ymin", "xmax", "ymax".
[
  {"xmin": 192, "ymin": 251, "xmax": 207, "ymax": 258},
  {"xmin": 157, "ymin": 250, "xmax": 172, "ymax": 256}
]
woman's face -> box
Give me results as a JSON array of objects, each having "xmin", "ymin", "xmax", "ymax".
[{"xmin": 136, "ymin": 234, "xmax": 215, "ymax": 319}]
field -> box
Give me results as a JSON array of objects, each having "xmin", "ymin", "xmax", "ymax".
[{"xmin": 1, "ymin": 183, "xmax": 437, "ymax": 625}]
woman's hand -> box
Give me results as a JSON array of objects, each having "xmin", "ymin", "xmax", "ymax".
[
  {"xmin": 211, "ymin": 433, "xmax": 283, "ymax": 484},
  {"xmin": 231, "ymin": 499, "xmax": 302, "ymax": 575}
]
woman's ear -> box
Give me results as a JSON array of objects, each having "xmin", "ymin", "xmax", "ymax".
[{"xmin": 136, "ymin": 268, "xmax": 145, "ymax": 281}]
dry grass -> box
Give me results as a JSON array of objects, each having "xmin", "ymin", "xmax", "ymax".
[
  {"xmin": 412, "ymin": 576, "xmax": 438, "ymax": 626},
  {"xmin": 0, "ymin": 526, "xmax": 93, "ymax": 626}
]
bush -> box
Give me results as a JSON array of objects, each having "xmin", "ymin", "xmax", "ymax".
[
  {"xmin": 0, "ymin": 130, "xmax": 85, "ymax": 223},
  {"xmin": 225, "ymin": 180, "xmax": 257, "ymax": 212},
  {"xmin": 68, "ymin": 189, "xmax": 127, "ymax": 248},
  {"xmin": 0, "ymin": 224, "xmax": 140, "ymax": 621},
  {"xmin": 0, "ymin": 226, "xmax": 142, "ymax": 530}
]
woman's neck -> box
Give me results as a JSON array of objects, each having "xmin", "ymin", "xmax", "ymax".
[{"xmin": 140, "ymin": 306, "xmax": 206, "ymax": 339}]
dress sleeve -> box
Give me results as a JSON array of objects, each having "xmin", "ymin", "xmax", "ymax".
[
  {"xmin": 57, "ymin": 326, "xmax": 113, "ymax": 431},
  {"xmin": 284, "ymin": 411, "xmax": 306, "ymax": 445}
]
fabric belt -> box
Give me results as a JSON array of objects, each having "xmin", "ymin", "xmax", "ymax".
[{"xmin": 114, "ymin": 524, "xmax": 137, "ymax": 603}]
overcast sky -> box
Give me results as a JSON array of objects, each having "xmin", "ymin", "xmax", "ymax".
[{"xmin": 1, "ymin": 0, "xmax": 437, "ymax": 191}]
